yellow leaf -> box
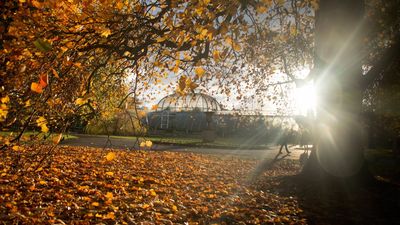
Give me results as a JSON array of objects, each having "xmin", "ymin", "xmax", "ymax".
[
  {"xmin": 116, "ymin": 1, "xmax": 124, "ymax": 10},
  {"xmin": 92, "ymin": 202, "xmax": 100, "ymax": 207},
  {"xmin": 212, "ymin": 50, "xmax": 220, "ymax": 62},
  {"xmin": 31, "ymin": 82, "xmax": 43, "ymax": 93},
  {"xmin": 0, "ymin": 104, "xmax": 9, "ymax": 122},
  {"xmin": 103, "ymin": 212, "xmax": 115, "ymax": 220},
  {"xmin": 145, "ymin": 140, "xmax": 152, "ymax": 148},
  {"xmin": 140, "ymin": 141, "xmax": 146, "ymax": 148},
  {"xmin": 41, "ymin": 124, "xmax": 49, "ymax": 133},
  {"xmin": 36, "ymin": 116, "xmax": 49, "ymax": 133},
  {"xmin": 25, "ymin": 100, "xmax": 31, "ymax": 107},
  {"xmin": 149, "ymin": 189, "xmax": 157, "ymax": 196},
  {"xmin": 105, "ymin": 192, "xmax": 113, "ymax": 199},
  {"xmin": 105, "ymin": 171, "xmax": 114, "ymax": 176},
  {"xmin": 195, "ymin": 67, "xmax": 205, "ymax": 78},
  {"xmin": 101, "ymin": 28, "xmax": 112, "ymax": 37},
  {"xmin": 105, "ymin": 152, "xmax": 116, "ymax": 161},
  {"xmin": 75, "ymin": 98, "xmax": 86, "ymax": 106},
  {"xmin": 39, "ymin": 180, "xmax": 47, "ymax": 185},
  {"xmin": 12, "ymin": 145, "xmax": 23, "ymax": 151},
  {"xmin": 1, "ymin": 96, "xmax": 10, "ymax": 104},
  {"xmin": 172, "ymin": 205, "xmax": 178, "ymax": 212},
  {"xmin": 156, "ymin": 36, "xmax": 166, "ymax": 42}
]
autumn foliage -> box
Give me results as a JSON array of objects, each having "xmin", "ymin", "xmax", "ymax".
[
  {"xmin": 0, "ymin": 146, "xmax": 305, "ymax": 224},
  {"xmin": 0, "ymin": 0, "xmax": 318, "ymax": 144}
]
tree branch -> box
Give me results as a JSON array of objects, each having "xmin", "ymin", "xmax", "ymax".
[{"xmin": 362, "ymin": 36, "xmax": 400, "ymax": 90}]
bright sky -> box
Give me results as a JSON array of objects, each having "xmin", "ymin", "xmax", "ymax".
[{"xmin": 135, "ymin": 67, "xmax": 314, "ymax": 116}]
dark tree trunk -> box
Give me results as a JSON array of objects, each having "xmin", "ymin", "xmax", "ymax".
[{"xmin": 301, "ymin": 0, "xmax": 372, "ymax": 182}]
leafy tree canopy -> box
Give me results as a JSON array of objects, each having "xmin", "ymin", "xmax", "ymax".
[{"xmin": 0, "ymin": 0, "xmax": 399, "ymax": 146}]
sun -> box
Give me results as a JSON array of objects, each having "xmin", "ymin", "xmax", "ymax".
[{"xmin": 294, "ymin": 81, "xmax": 316, "ymax": 116}]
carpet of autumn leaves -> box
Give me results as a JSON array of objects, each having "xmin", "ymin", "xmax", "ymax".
[{"xmin": 0, "ymin": 146, "xmax": 306, "ymax": 224}]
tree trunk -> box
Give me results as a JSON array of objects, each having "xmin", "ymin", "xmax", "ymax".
[{"xmin": 302, "ymin": 0, "xmax": 371, "ymax": 181}]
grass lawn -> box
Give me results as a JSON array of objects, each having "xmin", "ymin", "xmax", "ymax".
[
  {"xmin": 96, "ymin": 134, "xmax": 271, "ymax": 149},
  {"xmin": 0, "ymin": 131, "xmax": 78, "ymax": 143}
]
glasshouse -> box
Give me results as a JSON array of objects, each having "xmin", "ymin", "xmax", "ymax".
[{"xmin": 146, "ymin": 92, "xmax": 221, "ymax": 133}]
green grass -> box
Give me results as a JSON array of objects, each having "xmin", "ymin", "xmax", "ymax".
[
  {"xmin": 0, "ymin": 131, "xmax": 78, "ymax": 142},
  {"xmin": 100, "ymin": 134, "xmax": 270, "ymax": 149},
  {"xmin": 73, "ymin": 132, "xmax": 270, "ymax": 148}
]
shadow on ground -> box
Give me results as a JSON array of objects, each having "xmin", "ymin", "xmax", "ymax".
[{"xmin": 254, "ymin": 172, "xmax": 400, "ymax": 225}]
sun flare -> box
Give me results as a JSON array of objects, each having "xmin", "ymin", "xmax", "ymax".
[{"xmin": 294, "ymin": 81, "xmax": 316, "ymax": 116}]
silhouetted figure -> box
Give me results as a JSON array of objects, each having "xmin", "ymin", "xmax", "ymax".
[
  {"xmin": 278, "ymin": 129, "xmax": 292, "ymax": 154},
  {"xmin": 299, "ymin": 128, "xmax": 311, "ymax": 165},
  {"xmin": 299, "ymin": 128, "xmax": 311, "ymax": 151}
]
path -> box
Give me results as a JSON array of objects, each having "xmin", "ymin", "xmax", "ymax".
[{"xmin": 61, "ymin": 134, "xmax": 306, "ymax": 160}]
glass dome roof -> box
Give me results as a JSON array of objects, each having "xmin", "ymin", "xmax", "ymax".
[{"xmin": 156, "ymin": 92, "xmax": 221, "ymax": 112}]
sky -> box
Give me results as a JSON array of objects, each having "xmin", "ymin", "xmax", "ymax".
[{"xmin": 135, "ymin": 67, "xmax": 314, "ymax": 116}]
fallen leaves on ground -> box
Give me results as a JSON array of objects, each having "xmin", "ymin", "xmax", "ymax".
[{"xmin": 0, "ymin": 146, "xmax": 306, "ymax": 224}]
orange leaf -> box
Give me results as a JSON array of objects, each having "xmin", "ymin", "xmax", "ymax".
[
  {"xmin": 52, "ymin": 133, "xmax": 62, "ymax": 144},
  {"xmin": 151, "ymin": 105, "xmax": 158, "ymax": 111},
  {"xmin": 39, "ymin": 74, "xmax": 48, "ymax": 88},
  {"xmin": 105, "ymin": 152, "xmax": 116, "ymax": 161},
  {"xmin": 39, "ymin": 180, "xmax": 47, "ymax": 185},
  {"xmin": 31, "ymin": 0, "xmax": 42, "ymax": 8},
  {"xmin": 195, "ymin": 67, "xmax": 205, "ymax": 78},
  {"xmin": 105, "ymin": 171, "xmax": 114, "ymax": 176},
  {"xmin": 103, "ymin": 212, "xmax": 115, "ymax": 220},
  {"xmin": 31, "ymin": 82, "xmax": 43, "ymax": 93},
  {"xmin": 92, "ymin": 202, "xmax": 100, "ymax": 207},
  {"xmin": 105, "ymin": 192, "xmax": 113, "ymax": 199}
]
